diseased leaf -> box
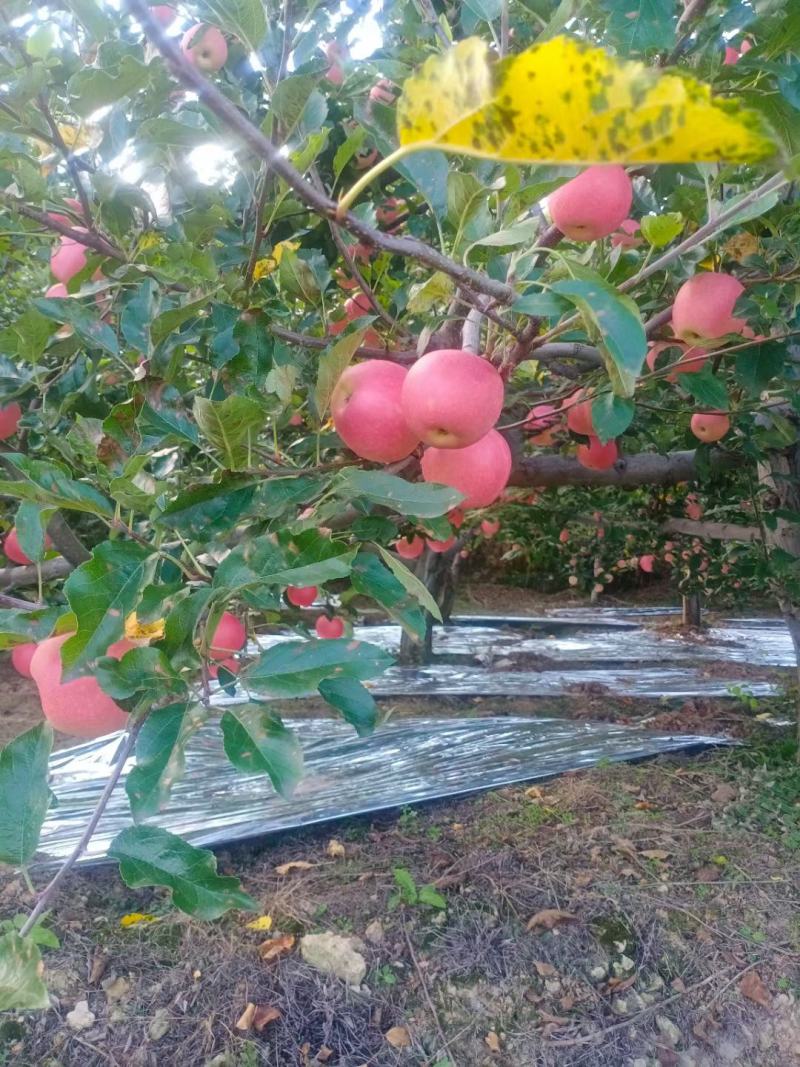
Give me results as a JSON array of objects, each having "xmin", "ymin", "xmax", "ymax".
[
  {"xmin": 221, "ymin": 704, "xmax": 303, "ymax": 797},
  {"xmin": 109, "ymin": 826, "xmax": 259, "ymax": 919},
  {"xmin": 396, "ymin": 36, "xmax": 774, "ymax": 166},
  {"xmin": 0, "ymin": 932, "xmax": 49, "ymax": 1011},
  {"xmin": 193, "ymin": 396, "xmax": 265, "ymax": 471},
  {"xmin": 600, "ymin": 0, "xmax": 676, "ymax": 54},
  {"xmin": 0, "ymin": 724, "xmax": 54, "ymax": 867}
]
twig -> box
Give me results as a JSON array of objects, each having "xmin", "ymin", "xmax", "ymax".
[
  {"xmin": 0, "ymin": 591, "xmax": 44, "ymax": 610},
  {"xmin": 415, "ymin": 0, "xmax": 451, "ymax": 49},
  {"xmin": 0, "ymin": 192, "xmax": 125, "ymax": 260},
  {"xmin": 269, "ymin": 324, "xmax": 416, "ymax": 363},
  {"xmin": 20, "ymin": 722, "xmax": 142, "ymax": 937},
  {"xmin": 125, "ymin": 0, "xmax": 515, "ymax": 306},
  {"xmin": 401, "ymin": 916, "xmax": 449, "ymax": 1055}
]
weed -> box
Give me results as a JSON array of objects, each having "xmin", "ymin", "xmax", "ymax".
[{"xmin": 389, "ymin": 867, "xmax": 447, "ymax": 911}]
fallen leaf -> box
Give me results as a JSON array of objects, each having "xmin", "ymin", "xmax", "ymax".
[
  {"xmin": 102, "ymin": 975, "xmax": 130, "ymax": 1001},
  {"xmin": 606, "ymin": 974, "xmax": 637, "ymax": 993},
  {"xmin": 739, "ymin": 969, "xmax": 771, "ymax": 1008},
  {"xmin": 710, "ymin": 782, "xmax": 737, "ymax": 805},
  {"xmin": 326, "ymin": 839, "xmax": 346, "ymax": 859},
  {"xmin": 537, "ymin": 1009, "xmax": 570, "ymax": 1026},
  {"xmin": 385, "ymin": 1025, "xmax": 412, "ymax": 1048},
  {"xmin": 253, "ymin": 1005, "xmax": 281, "ymax": 1031},
  {"xmin": 89, "ymin": 951, "xmax": 108, "ymax": 984},
  {"xmin": 611, "ymin": 836, "xmax": 638, "ymax": 861},
  {"xmin": 275, "ymin": 860, "xmax": 317, "ymax": 875},
  {"xmin": 258, "ymin": 934, "xmax": 295, "ymax": 961},
  {"xmin": 236, "ymin": 1003, "xmax": 257, "ymax": 1031},
  {"xmin": 534, "ymin": 960, "xmax": 556, "ymax": 977},
  {"xmin": 119, "ymin": 912, "xmax": 157, "ymax": 928},
  {"xmin": 246, "ymin": 915, "xmax": 273, "ymax": 932},
  {"xmin": 573, "ymin": 871, "xmax": 594, "ymax": 888},
  {"xmin": 695, "ymin": 864, "xmax": 722, "ymax": 883},
  {"xmin": 484, "ymin": 1030, "xmax": 501, "ymax": 1052},
  {"xmin": 525, "ymin": 786, "xmax": 545, "ymax": 800},
  {"xmin": 316, "ymin": 1047, "xmax": 333, "ymax": 1063},
  {"xmin": 559, "ymin": 994, "xmax": 575, "ymax": 1011},
  {"xmin": 671, "ymin": 977, "xmax": 686, "ymax": 993},
  {"xmin": 640, "ymin": 849, "xmax": 670, "ymax": 861},
  {"xmin": 635, "ymin": 800, "xmax": 657, "ymax": 811},
  {"xmin": 527, "ymin": 909, "xmax": 577, "ymax": 932}
]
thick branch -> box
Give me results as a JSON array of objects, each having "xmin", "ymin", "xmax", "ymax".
[
  {"xmin": 0, "ymin": 193, "xmax": 125, "ymax": 261},
  {"xmin": 661, "ymin": 517, "xmax": 761, "ymax": 541},
  {"xmin": 46, "ymin": 512, "xmax": 92, "ymax": 565},
  {"xmin": 0, "ymin": 558, "xmax": 73, "ymax": 590},
  {"xmin": 126, "ymin": 0, "xmax": 514, "ymax": 305},
  {"xmin": 509, "ymin": 448, "xmax": 737, "ymax": 488}
]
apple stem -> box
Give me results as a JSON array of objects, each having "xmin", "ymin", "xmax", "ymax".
[{"xmin": 336, "ymin": 145, "xmax": 418, "ymax": 219}]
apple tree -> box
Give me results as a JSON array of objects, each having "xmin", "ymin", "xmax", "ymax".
[{"xmin": 0, "ymin": 0, "xmax": 798, "ymax": 1007}]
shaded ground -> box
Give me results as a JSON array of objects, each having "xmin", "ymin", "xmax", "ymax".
[{"xmin": 3, "ymin": 741, "xmax": 800, "ymax": 1066}]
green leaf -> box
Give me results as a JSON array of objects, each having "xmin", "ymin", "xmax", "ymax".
[
  {"xmin": 213, "ymin": 531, "xmax": 355, "ymax": 597},
  {"xmin": 108, "ymin": 826, "xmax": 258, "ymax": 920},
  {"xmin": 334, "ymin": 126, "xmax": 367, "ymax": 180},
  {"xmin": 600, "ymin": 0, "xmax": 676, "ymax": 54},
  {"xmin": 351, "ymin": 551, "xmax": 426, "ymax": 640},
  {"xmin": 512, "ymin": 292, "xmax": 571, "ymax": 318},
  {"xmin": 679, "ymin": 368, "xmax": 729, "ymax": 411},
  {"xmin": 336, "ymin": 469, "xmax": 463, "ymax": 517},
  {"xmin": 138, "ymin": 118, "xmax": 213, "ymax": 152},
  {"xmin": 193, "ymin": 396, "xmax": 265, "ymax": 471},
  {"xmin": 33, "ymin": 298, "xmax": 119, "ymax": 357},
  {"xmin": 121, "ymin": 279, "xmax": 158, "ymax": 356},
  {"xmin": 14, "ymin": 501, "xmax": 52, "ymax": 564},
  {"xmin": 0, "ymin": 455, "xmax": 113, "ymax": 517},
  {"xmin": 393, "ymin": 866, "xmax": 418, "ymax": 903},
  {"xmin": 0, "ymin": 723, "xmax": 54, "ymax": 867},
  {"xmin": 194, "ymin": 0, "xmax": 266, "ymax": 51},
  {"xmin": 0, "ymin": 932, "xmax": 49, "ymax": 1011},
  {"xmin": 551, "ymin": 271, "xmax": 646, "ymax": 397},
  {"xmin": 138, "ymin": 401, "xmax": 199, "ymax": 446},
  {"xmin": 313, "ymin": 328, "xmax": 369, "ymax": 421},
  {"xmin": 639, "ymin": 212, "xmax": 683, "ymax": 248},
  {"xmin": 151, "ymin": 297, "xmax": 209, "ymax": 344},
  {"xmin": 96, "ymin": 647, "xmax": 186, "ymax": 702},
  {"xmin": 590, "ymin": 394, "xmax": 635, "ymax": 444},
  {"xmin": 735, "ymin": 341, "xmax": 786, "ymax": 396},
  {"xmin": 221, "ymin": 704, "xmax": 303, "ymax": 797},
  {"xmin": 376, "ymin": 544, "xmax": 443, "ymax": 622},
  {"xmin": 466, "ymin": 219, "xmax": 539, "ymax": 251},
  {"xmin": 163, "ymin": 587, "xmax": 214, "ymax": 660},
  {"xmin": 406, "ymin": 272, "xmax": 455, "ymax": 314},
  {"xmin": 245, "ymin": 638, "xmax": 393, "ymax": 698},
  {"xmin": 271, "ymin": 75, "xmax": 318, "ymax": 137},
  {"xmin": 0, "ymin": 607, "xmax": 61, "ymax": 651},
  {"xmin": 65, "ymin": 0, "xmax": 112, "ymax": 38},
  {"xmin": 418, "ymin": 884, "xmax": 448, "ymax": 909},
  {"xmin": 68, "ymin": 56, "xmax": 149, "ymax": 118},
  {"xmin": 126, "ymin": 703, "xmax": 189, "ymax": 821},
  {"xmin": 318, "ymin": 677, "xmax": 378, "ymax": 737},
  {"xmin": 61, "ymin": 541, "xmax": 153, "ymax": 675},
  {"xmin": 9, "ymin": 308, "xmax": 53, "ymax": 364},
  {"xmin": 155, "ymin": 480, "xmax": 257, "ymax": 539}
]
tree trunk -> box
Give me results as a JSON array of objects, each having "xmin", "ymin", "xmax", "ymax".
[
  {"xmin": 682, "ymin": 592, "xmax": 702, "ymax": 628},
  {"xmin": 397, "ymin": 546, "xmax": 460, "ymax": 666}
]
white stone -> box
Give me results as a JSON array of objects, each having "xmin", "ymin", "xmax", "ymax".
[{"xmin": 300, "ymin": 932, "xmax": 367, "ymax": 987}]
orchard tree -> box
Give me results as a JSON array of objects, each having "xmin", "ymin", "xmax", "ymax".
[{"xmin": 0, "ymin": 0, "xmax": 798, "ymax": 1007}]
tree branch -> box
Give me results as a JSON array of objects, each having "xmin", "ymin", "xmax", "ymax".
[
  {"xmin": 0, "ymin": 558, "xmax": 73, "ymax": 590},
  {"xmin": 662, "ymin": 517, "xmax": 761, "ymax": 541},
  {"xmin": 509, "ymin": 448, "xmax": 738, "ymax": 489},
  {"xmin": 269, "ymin": 324, "xmax": 416, "ymax": 363},
  {"xmin": 125, "ymin": 0, "xmax": 515, "ymax": 306},
  {"xmin": 46, "ymin": 512, "xmax": 92, "ymax": 565},
  {"xmin": 0, "ymin": 193, "xmax": 125, "ymax": 261}
]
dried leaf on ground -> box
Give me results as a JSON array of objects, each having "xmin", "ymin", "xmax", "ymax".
[
  {"xmin": 253, "ymin": 1005, "xmax": 281, "ymax": 1031},
  {"xmin": 258, "ymin": 934, "xmax": 295, "ymax": 961},
  {"xmin": 711, "ymin": 783, "xmax": 737, "ymax": 805},
  {"xmin": 275, "ymin": 860, "xmax": 317, "ymax": 875},
  {"xmin": 739, "ymin": 970, "xmax": 771, "ymax": 1008},
  {"xmin": 640, "ymin": 849, "xmax": 670, "ymax": 861},
  {"xmin": 236, "ymin": 1003, "xmax": 257, "ymax": 1031},
  {"xmin": 537, "ymin": 1009, "xmax": 571, "ymax": 1027},
  {"xmin": 695, "ymin": 864, "xmax": 722, "ymax": 883},
  {"xmin": 385, "ymin": 1025, "xmax": 411, "ymax": 1048},
  {"xmin": 485, "ymin": 1030, "xmax": 502, "ymax": 1052},
  {"xmin": 527, "ymin": 909, "xmax": 577, "ymax": 932},
  {"xmin": 316, "ymin": 1047, "xmax": 333, "ymax": 1063},
  {"xmin": 326, "ymin": 838, "xmax": 346, "ymax": 858},
  {"xmin": 525, "ymin": 786, "xmax": 545, "ymax": 800},
  {"xmin": 245, "ymin": 915, "xmax": 273, "ymax": 932},
  {"xmin": 119, "ymin": 912, "xmax": 157, "ymax": 928},
  {"xmin": 534, "ymin": 960, "xmax": 557, "ymax": 977}
]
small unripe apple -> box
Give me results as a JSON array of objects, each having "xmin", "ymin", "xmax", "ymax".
[
  {"xmin": 331, "ymin": 360, "xmax": 419, "ymax": 463},
  {"xmin": 287, "ymin": 585, "xmax": 318, "ymax": 607},
  {"xmin": 0, "ymin": 402, "xmax": 22, "ymax": 441},
  {"xmin": 51, "ymin": 234, "xmax": 89, "ymax": 283},
  {"xmin": 401, "ymin": 349, "xmax": 504, "ymax": 449},
  {"xmin": 149, "ymin": 4, "xmax": 177, "ymax": 26},
  {"xmin": 11, "ymin": 642, "xmax": 37, "ymax": 679},
  {"xmin": 690, "ymin": 411, "xmax": 730, "ymax": 443},
  {"xmin": 394, "ymin": 535, "xmax": 425, "ymax": 560},
  {"xmin": 315, "ymin": 615, "xmax": 345, "ymax": 639},
  {"xmin": 639, "ymin": 554, "xmax": 655, "ymax": 573},
  {"xmin": 208, "ymin": 611, "xmax": 246, "ymax": 660},
  {"xmin": 547, "ymin": 165, "xmax": 633, "ymax": 241},
  {"xmin": 672, "ymin": 273, "xmax": 745, "ymax": 345},
  {"xmin": 181, "ymin": 24, "xmax": 228, "ymax": 71},
  {"xmin": 326, "ymin": 62, "xmax": 344, "ymax": 85},
  {"xmin": 576, "ymin": 437, "xmax": 618, "ymax": 470},
  {"xmin": 4, "ymin": 528, "xmax": 53, "ymax": 565},
  {"xmin": 289, "ymin": 412, "xmax": 304, "ymax": 427},
  {"xmin": 481, "ymin": 519, "xmax": 500, "ymax": 538},
  {"xmin": 723, "ymin": 45, "xmax": 740, "ymax": 65},
  {"xmin": 30, "ymin": 633, "xmax": 135, "ymax": 738},
  {"xmin": 568, "ymin": 575, "xmax": 578, "ymax": 587},
  {"xmin": 421, "ymin": 429, "xmax": 512, "ymax": 509},
  {"xmin": 426, "ymin": 536, "xmax": 456, "ymax": 553},
  {"xmin": 685, "ymin": 498, "xmax": 703, "ymax": 520}
]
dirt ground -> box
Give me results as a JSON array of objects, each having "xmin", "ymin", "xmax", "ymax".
[{"xmin": 1, "ymin": 587, "xmax": 798, "ymax": 1065}]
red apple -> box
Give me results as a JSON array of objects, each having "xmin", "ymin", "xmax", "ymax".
[
  {"xmin": 401, "ymin": 349, "xmax": 504, "ymax": 449},
  {"xmin": 564, "ymin": 391, "xmax": 594, "ymax": 436},
  {"xmin": 421, "ymin": 429, "xmax": 512, "ymax": 509},
  {"xmin": 576, "ymin": 437, "xmax": 618, "ymax": 470},
  {"xmin": 611, "ymin": 218, "xmax": 642, "ymax": 249},
  {"xmin": 208, "ymin": 611, "xmax": 246, "ymax": 660},
  {"xmin": 0, "ymin": 402, "xmax": 22, "ymax": 441},
  {"xmin": 448, "ymin": 508, "xmax": 465, "ymax": 529},
  {"xmin": 559, "ymin": 529, "xmax": 570, "ymax": 543},
  {"xmin": 51, "ymin": 234, "xmax": 89, "ymax": 283},
  {"xmin": 326, "ymin": 62, "xmax": 344, "ymax": 85},
  {"xmin": 45, "ymin": 283, "xmax": 68, "ymax": 299},
  {"xmin": 209, "ymin": 657, "xmax": 240, "ymax": 679},
  {"xmin": 547, "ymin": 165, "xmax": 633, "ymax": 241},
  {"xmin": 481, "ymin": 519, "xmax": 500, "ymax": 538},
  {"xmin": 376, "ymin": 197, "xmax": 406, "ymax": 226},
  {"xmin": 4, "ymin": 528, "xmax": 53, "ymax": 565},
  {"xmin": 354, "ymin": 147, "xmax": 379, "ymax": 171},
  {"xmin": 289, "ymin": 412, "xmax": 304, "ymax": 427},
  {"xmin": 426, "ymin": 536, "xmax": 456, "ymax": 553},
  {"xmin": 524, "ymin": 403, "xmax": 560, "ymax": 443},
  {"xmin": 724, "ymin": 45, "xmax": 740, "ymax": 65},
  {"xmin": 344, "ymin": 292, "xmax": 372, "ymax": 319},
  {"xmin": 315, "ymin": 615, "xmax": 345, "ymax": 639},
  {"xmin": 369, "ymin": 79, "xmax": 396, "ymax": 105},
  {"xmin": 181, "ymin": 24, "xmax": 227, "ymax": 71},
  {"xmin": 149, "ymin": 4, "xmax": 177, "ymax": 25},
  {"xmin": 394, "ymin": 535, "xmax": 425, "ymax": 559},
  {"xmin": 30, "ymin": 633, "xmax": 136, "ymax": 738},
  {"xmin": 672, "ymin": 273, "xmax": 745, "ymax": 345},
  {"xmin": 690, "ymin": 411, "xmax": 730, "ymax": 443},
  {"xmin": 287, "ymin": 585, "xmax": 318, "ymax": 607},
  {"xmin": 11, "ymin": 642, "xmax": 37, "ymax": 679},
  {"xmin": 639, "ymin": 554, "xmax": 655, "ymax": 573},
  {"xmin": 331, "ymin": 360, "xmax": 419, "ymax": 463}
]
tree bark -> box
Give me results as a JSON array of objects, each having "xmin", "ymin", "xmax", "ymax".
[
  {"xmin": 509, "ymin": 448, "xmax": 737, "ymax": 489},
  {"xmin": 682, "ymin": 592, "xmax": 702, "ymax": 627},
  {"xmin": 397, "ymin": 547, "xmax": 459, "ymax": 666}
]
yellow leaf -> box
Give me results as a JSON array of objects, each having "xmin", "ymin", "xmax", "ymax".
[
  {"xmin": 119, "ymin": 912, "xmax": 157, "ymax": 928},
  {"xmin": 396, "ymin": 36, "xmax": 774, "ymax": 166},
  {"xmin": 245, "ymin": 915, "xmax": 273, "ymax": 932},
  {"xmin": 253, "ymin": 239, "xmax": 301, "ymax": 281},
  {"xmin": 124, "ymin": 612, "xmax": 165, "ymax": 641}
]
